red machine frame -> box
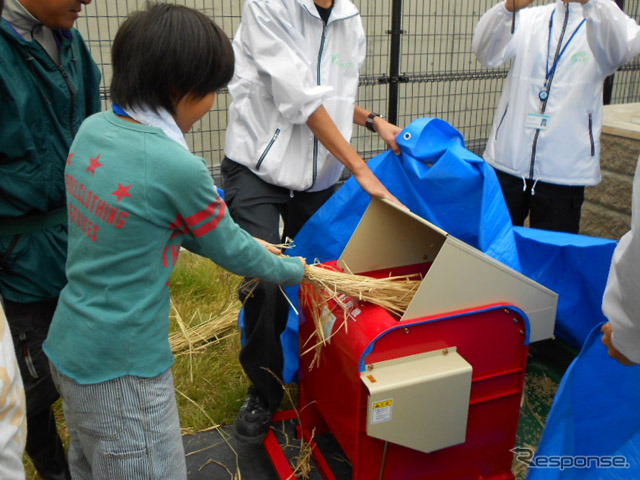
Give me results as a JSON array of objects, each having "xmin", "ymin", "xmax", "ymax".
[{"xmin": 265, "ymin": 299, "xmax": 530, "ymax": 479}]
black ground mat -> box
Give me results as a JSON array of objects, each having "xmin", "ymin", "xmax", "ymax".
[
  {"xmin": 184, "ymin": 419, "xmax": 352, "ymax": 479},
  {"xmin": 185, "ymin": 339, "xmax": 576, "ymax": 480}
]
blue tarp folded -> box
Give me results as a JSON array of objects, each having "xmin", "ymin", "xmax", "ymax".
[
  {"xmin": 527, "ymin": 323, "xmax": 640, "ymax": 479},
  {"xmin": 513, "ymin": 227, "xmax": 616, "ymax": 348}
]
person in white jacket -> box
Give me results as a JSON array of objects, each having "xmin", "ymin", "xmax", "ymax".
[
  {"xmin": 601, "ymin": 155, "xmax": 640, "ymax": 366},
  {"xmin": 473, "ymin": 0, "xmax": 640, "ymax": 233},
  {"xmin": 222, "ymin": 0, "xmax": 404, "ymax": 444}
]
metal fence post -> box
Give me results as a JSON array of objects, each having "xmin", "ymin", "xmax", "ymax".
[
  {"xmin": 387, "ymin": 0, "xmax": 404, "ymax": 125},
  {"xmin": 604, "ymin": 0, "xmax": 626, "ymax": 104}
]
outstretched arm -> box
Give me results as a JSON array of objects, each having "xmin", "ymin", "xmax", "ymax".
[
  {"xmin": 353, "ymin": 106, "xmax": 402, "ymax": 155},
  {"xmin": 307, "ymin": 106, "xmax": 404, "ymax": 208},
  {"xmin": 601, "ymin": 157, "xmax": 640, "ymax": 366}
]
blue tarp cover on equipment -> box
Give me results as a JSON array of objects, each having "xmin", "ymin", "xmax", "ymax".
[
  {"xmin": 276, "ymin": 117, "xmax": 614, "ymax": 381},
  {"xmin": 513, "ymin": 227, "xmax": 616, "ymax": 348}
]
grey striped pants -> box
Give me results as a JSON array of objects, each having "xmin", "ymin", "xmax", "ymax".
[{"xmin": 50, "ymin": 363, "xmax": 186, "ymax": 479}]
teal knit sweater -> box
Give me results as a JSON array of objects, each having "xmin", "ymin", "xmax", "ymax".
[{"xmin": 44, "ymin": 111, "xmax": 304, "ymax": 384}]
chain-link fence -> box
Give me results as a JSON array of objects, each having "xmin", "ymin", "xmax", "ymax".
[{"xmin": 75, "ymin": 0, "xmax": 640, "ymax": 176}]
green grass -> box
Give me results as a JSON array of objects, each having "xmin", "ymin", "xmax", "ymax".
[
  {"xmin": 170, "ymin": 252, "xmax": 248, "ymax": 431},
  {"xmin": 512, "ymin": 339, "xmax": 575, "ymax": 480}
]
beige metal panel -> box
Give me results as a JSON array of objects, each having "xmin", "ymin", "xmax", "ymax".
[
  {"xmin": 339, "ymin": 198, "xmax": 447, "ymax": 273},
  {"xmin": 361, "ymin": 348, "xmax": 472, "ymax": 454},
  {"xmin": 339, "ymin": 199, "xmax": 557, "ymax": 342},
  {"xmin": 402, "ymin": 236, "xmax": 558, "ymax": 342}
]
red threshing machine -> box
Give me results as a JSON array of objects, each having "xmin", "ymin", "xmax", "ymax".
[{"xmin": 269, "ymin": 198, "xmax": 558, "ymax": 480}]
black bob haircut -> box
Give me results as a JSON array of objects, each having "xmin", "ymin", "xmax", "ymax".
[{"xmin": 110, "ymin": 3, "xmax": 234, "ymax": 114}]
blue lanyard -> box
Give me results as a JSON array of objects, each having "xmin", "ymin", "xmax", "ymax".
[
  {"xmin": 545, "ymin": 10, "xmax": 586, "ymax": 84},
  {"xmin": 112, "ymin": 103, "xmax": 132, "ymax": 119}
]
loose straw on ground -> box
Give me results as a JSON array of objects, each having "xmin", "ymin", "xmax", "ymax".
[
  {"xmin": 170, "ymin": 302, "xmax": 239, "ymax": 356},
  {"xmin": 300, "ymin": 263, "xmax": 422, "ymax": 368}
]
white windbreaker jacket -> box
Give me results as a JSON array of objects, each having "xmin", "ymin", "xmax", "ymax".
[
  {"xmin": 603, "ymin": 156, "xmax": 640, "ymax": 364},
  {"xmin": 224, "ymin": 0, "xmax": 366, "ymax": 192},
  {"xmin": 473, "ymin": 0, "xmax": 640, "ymax": 186}
]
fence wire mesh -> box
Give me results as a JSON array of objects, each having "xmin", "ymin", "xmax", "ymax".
[{"xmin": 75, "ymin": 0, "xmax": 640, "ymax": 175}]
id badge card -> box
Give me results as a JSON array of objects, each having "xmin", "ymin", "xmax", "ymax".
[{"xmin": 526, "ymin": 113, "xmax": 550, "ymax": 130}]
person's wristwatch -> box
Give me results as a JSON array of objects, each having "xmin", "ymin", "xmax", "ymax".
[{"xmin": 366, "ymin": 112, "xmax": 384, "ymax": 132}]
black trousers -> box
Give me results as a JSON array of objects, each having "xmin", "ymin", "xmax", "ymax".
[
  {"xmin": 495, "ymin": 169, "xmax": 585, "ymax": 234},
  {"xmin": 2, "ymin": 297, "xmax": 71, "ymax": 480},
  {"xmin": 221, "ymin": 158, "xmax": 335, "ymax": 412}
]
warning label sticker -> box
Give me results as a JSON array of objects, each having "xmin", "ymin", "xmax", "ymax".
[{"xmin": 371, "ymin": 398, "xmax": 393, "ymax": 424}]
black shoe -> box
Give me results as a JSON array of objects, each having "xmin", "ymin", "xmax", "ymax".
[{"xmin": 233, "ymin": 390, "xmax": 273, "ymax": 444}]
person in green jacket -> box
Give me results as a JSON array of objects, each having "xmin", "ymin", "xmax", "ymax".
[{"xmin": 0, "ymin": 1, "xmax": 101, "ymax": 478}]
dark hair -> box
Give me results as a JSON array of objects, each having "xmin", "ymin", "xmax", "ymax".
[{"xmin": 110, "ymin": 3, "xmax": 234, "ymax": 114}]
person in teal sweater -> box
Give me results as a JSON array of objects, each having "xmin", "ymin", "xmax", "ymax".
[
  {"xmin": 0, "ymin": 1, "xmax": 101, "ymax": 478},
  {"xmin": 43, "ymin": 4, "xmax": 306, "ymax": 479}
]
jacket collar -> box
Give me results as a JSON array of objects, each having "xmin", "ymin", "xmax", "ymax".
[
  {"xmin": 1, "ymin": 0, "xmax": 71, "ymax": 52},
  {"xmin": 1, "ymin": 0, "xmax": 71, "ymax": 67},
  {"xmin": 554, "ymin": 0, "xmax": 579, "ymax": 15},
  {"xmin": 553, "ymin": 0, "xmax": 586, "ymax": 28},
  {"xmin": 297, "ymin": 0, "xmax": 359, "ymax": 23},
  {"xmin": 2, "ymin": 0, "xmax": 42, "ymax": 40}
]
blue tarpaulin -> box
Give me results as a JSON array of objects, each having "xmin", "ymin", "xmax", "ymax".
[
  {"xmin": 257, "ymin": 117, "xmax": 635, "ymax": 478},
  {"xmin": 274, "ymin": 117, "xmax": 614, "ymax": 381},
  {"xmin": 527, "ymin": 323, "xmax": 640, "ymax": 479},
  {"xmin": 513, "ymin": 227, "xmax": 616, "ymax": 348}
]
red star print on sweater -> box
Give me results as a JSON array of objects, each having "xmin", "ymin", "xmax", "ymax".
[
  {"xmin": 86, "ymin": 154, "xmax": 103, "ymax": 176},
  {"xmin": 112, "ymin": 183, "xmax": 133, "ymax": 202}
]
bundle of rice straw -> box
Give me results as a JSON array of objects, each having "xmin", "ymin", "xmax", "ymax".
[
  {"xmin": 170, "ymin": 301, "xmax": 239, "ymax": 356},
  {"xmin": 300, "ymin": 263, "xmax": 422, "ymax": 369}
]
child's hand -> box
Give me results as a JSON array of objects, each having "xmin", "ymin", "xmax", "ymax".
[
  {"xmin": 297, "ymin": 256, "xmax": 307, "ymax": 268},
  {"xmin": 254, "ymin": 237, "xmax": 282, "ymax": 255}
]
